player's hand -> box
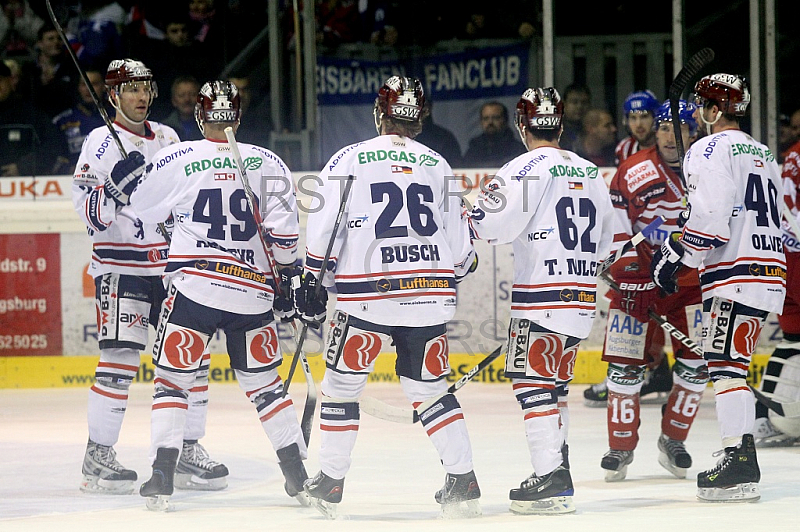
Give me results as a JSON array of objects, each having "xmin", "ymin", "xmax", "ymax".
[
  {"xmin": 456, "ymin": 252, "xmax": 479, "ymax": 284},
  {"xmin": 295, "ymin": 272, "xmax": 327, "ymax": 328},
  {"xmin": 617, "ymin": 279, "xmax": 660, "ymax": 323},
  {"xmin": 273, "ymin": 263, "xmax": 301, "ymax": 322},
  {"xmin": 106, "ymin": 151, "xmax": 146, "ymax": 207},
  {"xmin": 651, "ymin": 234, "xmax": 685, "ymax": 295}
]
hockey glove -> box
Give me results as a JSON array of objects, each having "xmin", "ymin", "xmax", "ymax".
[
  {"xmin": 106, "ymin": 151, "xmax": 146, "ymax": 207},
  {"xmin": 455, "ymin": 252, "xmax": 479, "ymax": 284},
  {"xmin": 273, "ymin": 263, "xmax": 301, "ymax": 322},
  {"xmin": 617, "ymin": 279, "xmax": 659, "ymax": 323},
  {"xmin": 650, "ymin": 233, "xmax": 685, "ymax": 295},
  {"xmin": 296, "ymin": 272, "xmax": 327, "ymax": 328}
]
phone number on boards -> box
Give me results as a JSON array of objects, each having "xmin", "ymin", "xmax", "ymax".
[{"xmin": 0, "ymin": 335, "xmax": 48, "ymax": 349}]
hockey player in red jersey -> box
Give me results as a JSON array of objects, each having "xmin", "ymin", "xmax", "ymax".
[
  {"xmin": 123, "ymin": 80, "xmax": 308, "ymax": 510},
  {"xmin": 72, "ymin": 59, "xmax": 226, "ymax": 494},
  {"xmin": 469, "ymin": 87, "xmax": 617, "ymax": 515},
  {"xmin": 652, "ymin": 74, "xmax": 786, "ymax": 502},
  {"xmin": 599, "ymin": 99, "xmax": 706, "ymax": 482},
  {"xmin": 615, "ymin": 89, "xmax": 660, "ymax": 165},
  {"xmin": 298, "ymin": 76, "xmax": 481, "ymax": 519}
]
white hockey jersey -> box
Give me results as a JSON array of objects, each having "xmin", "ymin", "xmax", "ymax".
[
  {"xmin": 304, "ymin": 134, "xmax": 475, "ymax": 327},
  {"xmin": 72, "ymin": 121, "xmax": 180, "ymax": 277},
  {"xmin": 130, "ymin": 138, "xmax": 299, "ymax": 315},
  {"xmin": 681, "ymin": 129, "xmax": 786, "ymax": 313},
  {"xmin": 470, "ymin": 146, "xmax": 617, "ymax": 339}
]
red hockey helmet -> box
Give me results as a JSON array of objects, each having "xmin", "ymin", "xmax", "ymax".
[
  {"xmin": 693, "ymin": 73, "xmax": 750, "ymax": 116},
  {"xmin": 194, "ymin": 80, "xmax": 241, "ymax": 134},
  {"xmin": 515, "ymin": 87, "xmax": 564, "ymax": 142},
  {"xmin": 373, "ymin": 76, "xmax": 425, "ymax": 133}
]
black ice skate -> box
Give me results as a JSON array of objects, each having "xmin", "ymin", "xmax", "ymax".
[
  {"xmin": 304, "ymin": 470, "xmax": 344, "ymax": 519},
  {"xmin": 601, "ymin": 449, "xmax": 634, "ymax": 482},
  {"xmin": 640, "ymin": 357, "xmax": 673, "ymax": 404},
  {"xmin": 174, "ymin": 440, "xmax": 229, "ymax": 491},
  {"xmin": 658, "ymin": 434, "xmax": 692, "ymax": 478},
  {"xmin": 697, "ymin": 434, "xmax": 760, "ymax": 503},
  {"xmin": 80, "ymin": 439, "xmax": 137, "ymax": 494},
  {"xmin": 583, "ymin": 379, "xmax": 608, "ymax": 407},
  {"xmin": 140, "ymin": 447, "xmax": 180, "ymax": 511},
  {"xmin": 277, "ymin": 443, "xmax": 310, "ymax": 506},
  {"xmin": 435, "ymin": 470, "xmax": 481, "ymax": 518},
  {"xmin": 509, "ymin": 465, "xmax": 575, "ymax": 515},
  {"xmin": 561, "ymin": 443, "xmax": 570, "ymax": 470}
]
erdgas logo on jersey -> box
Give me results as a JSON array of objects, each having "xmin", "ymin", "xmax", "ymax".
[
  {"xmin": 183, "ymin": 156, "xmax": 261, "ymax": 176},
  {"xmin": 548, "ymin": 165, "xmax": 591, "ymax": 178}
]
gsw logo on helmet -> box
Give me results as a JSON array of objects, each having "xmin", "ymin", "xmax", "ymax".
[
  {"xmin": 693, "ymin": 73, "xmax": 750, "ymax": 116},
  {"xmin": 195, "ymin": 80, "xmax": 241, "ymax": 134},
  {"xmin": 105, "ymin": 59, "xmax": 154, "ymax": 88},
  {"xmin": 515, "ymin": 87, "xmax": 563, "ymax": 141},
  {"xmin": 624, "ymin": 90, "xmax": 659, "ymax": 115},
  {"xmin": 373, "ymin": 76, "xmax": 425, "ymax": 133}
]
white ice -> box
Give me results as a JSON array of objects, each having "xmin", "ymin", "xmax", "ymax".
[{"xmin": 1, "ymin": 382, "xmax": 798, "ymax": 531}]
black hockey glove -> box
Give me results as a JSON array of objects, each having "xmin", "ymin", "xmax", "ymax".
[
  {"xmin": 650, "ymin": 233, "xmax": 685, "ymax": 295},
  {"xmin": 296, "ymin": 272, "xmax": 327, "ymax": 329},
  {"xmin": 106, "ymin": 151, "xmax": 146, "ymax": 207},
  {"xmin": 273, "ymin": 263, "xmax": 301, "ymax": 322}
]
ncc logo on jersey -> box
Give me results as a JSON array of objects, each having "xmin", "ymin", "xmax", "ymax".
[{"xmin": 347, "ymin": 213, "xmax": 370, "ymax": 229}]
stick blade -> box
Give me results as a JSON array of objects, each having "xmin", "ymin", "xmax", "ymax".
[{"xmin": 669, "ymin": 47, "xmax": 715, "ymax": 99}]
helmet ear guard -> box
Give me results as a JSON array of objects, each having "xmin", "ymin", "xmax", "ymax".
[{"xmin": 194, "ymin": 80, "xmax": 241, "ymax": 135}]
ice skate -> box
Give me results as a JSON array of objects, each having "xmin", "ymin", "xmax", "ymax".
[
  {"xmin": 277, "ymin": 443, "xmax": 310, "ymax": 506},
  {"xmin": 657, "ymin": 434, "xmax": 692, "ymax": 479},
  {"xmin": 174, "ymin": 440, "xmax": 228, "ymax": 491},
  {"xmin": 304, "ymin": 471, "xmax": 344, "ymax": 519},
  {"xmin": 561, "ymin": 443, "xmax": 570, "ymax": 470},
  {"xmin": 697, "ymin": 434, "xmax": 760, "ymax": 503},
  {"xmin": 80, "ymin": 439, "xmax": 137, "ymax": 494},
  {"xmin": 601, "ymin": 449, "xmax": 634, "ymax": 481},
  {"xmin": 583, "ymin": 379, "xmax": 608, "ymax": 407},
  {"xmin": 140, "ymin": 447, "xmax": 180, "ymax": 511},
  {"xmin": 640, "ymin": 357, "xmax": 672, "ymax": 404},
  {"xmin": 509, "ymin": 465, "xmax": 575, "ymax": 515},
  {"xmin": 435, "ymin": 470, "xmax": 481, "ymax": 518},
  {"xmin": 753, "ymin": 417, "xmax": 800, "ymax": 448}
]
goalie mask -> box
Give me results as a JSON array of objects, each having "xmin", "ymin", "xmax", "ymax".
[
  {"xmin": 515, "ymin": 87, "xmax": 564, "ymax": 143},
  {"xmin": 373, "ymin": 76, "xmax": 425, "ymax": 135},
  {"xmin": 105, "ymin": 58, "xmax": 157, "ymax": 125},
  {"xmin": 194, "ymin": 80, "xmax": 241, "ymax": 136}
]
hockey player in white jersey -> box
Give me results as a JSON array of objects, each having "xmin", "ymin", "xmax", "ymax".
[
  {"xmin": 651, "ymin": 73, "xmax": 786, "ymax": 502},
  {"xmin": 122, "ymin": 80, "xmax": 309, "ymax": 510},
  {"xmin": 297, "ymin": 76, "xmax": 481, "ymax": 518},
  {"xmin": 72, "ymin": 59, "xmax": 226, "ymax": 494},
  {"xmin": 469, "ymin": 87, "xmax": 617, "ymax": 515}
]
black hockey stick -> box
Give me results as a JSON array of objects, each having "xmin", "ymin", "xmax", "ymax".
[
  {"xmin": 45, "ymin": 0, "xmax": 171, "ymax": 243},
  {"xmin": 359, "ymin": 344, "xmax": 505, "ymax": 424},
  {"xmin": 595, "ymin": 216, "xmax": 666, "ymax": 278},
  {"xmin": 750, "ymin": 386, "xmax": 800, "ymax": 418},
  {"xmin": 282, "ymin": 175, "xmax": 355, "ymax": 395},
  {"xmin": 600, "ymin": 271, "xmax": 703, "ymax": 357},
  {"xmin": 224, "ymin": 127, "xmax": 318, "ymax": 445},
  {"xmin": 669, "ymin": 47, "xmax": 714, "ymax": 181}
]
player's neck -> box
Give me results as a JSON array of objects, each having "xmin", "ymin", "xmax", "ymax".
[{"xmin": 115, "ymin": 116, "xmax": 146, "ymax": 136}]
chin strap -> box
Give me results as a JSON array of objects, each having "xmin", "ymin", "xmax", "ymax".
[
  {"xmin": 699, "ymin": 108, "xmax": 722, "ymax": 136},
  {"xmin": 109, "ymin": 90, "xmax": 150, "ymax": 127}
]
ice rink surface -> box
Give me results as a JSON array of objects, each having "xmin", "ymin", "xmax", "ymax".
[{"xmin": 2, "ymin": 382, "xmax": 798, "ymax": 531}]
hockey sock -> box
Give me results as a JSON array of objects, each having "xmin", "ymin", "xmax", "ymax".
[
  {"xmin": 607, "ymin": 390, "xmax": 641, "ymax": 451},
  {"xmin": 236, "ymin": 369, "xmax": 306, "ymax": 455},
  {"xmin": 418, "ymin": 394, "xmax": 474, "ymax": 475},
  {"xmin": 712, "ymin": 378, "xmax": 755, "ymax": 448},
  {"xmin": 184, "ymin": 355, "xmax": 211, "ymax": 441},
  {"xmin": 87, "ymin": 347, "xmax": 139, "ymax": 446},
  {"xmin": 513, "ymin": 381, "xmax": 561, "ymax": 475},
  {"xmin": 662, "ymin": 359, "xmax": 707, "ymax": 440},
  {"xmin": 557, "ymin": 384, "xmax": 570, "ymax": 444},
  {"xmin": 150, "ymin": 370, "xmax": 193, "ymax": 464},
  {"xmin": 318, "ymin": 399, "xmax": 359, "ymax": 480}
]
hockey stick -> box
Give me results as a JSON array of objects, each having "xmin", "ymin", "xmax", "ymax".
[
  {"xmin": 595, "ymin": 216, "xmax": 666, "ymax": 278},
  {"xmin": 750, "ymin": 386, "xmax": 800, "ymax": 418},
  {"xmin": 600, "ymin": 271, "xmax": 703, "ymax": 357},
  {"xmin": 281, "ymin": 175, "xmax": 355, "ymax": 397},
  {"xmin": 224, "ymin": 127, "xmax": 318, "ymax": 445},
  {"xmin": 359, "ymin": 344, "xmax": 505, "ymax": 424},
  {"xmin": 45, "ymin": 0, "xmax": 171, "ymax": 243},
  {"xmin": 669, "ymin": 47, "xmax": 715, "ymax": 181}
]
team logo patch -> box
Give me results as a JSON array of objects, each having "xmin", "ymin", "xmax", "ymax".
[
  {"xmin": 732, "ymin": 317, "xmax": 762, "ymax": 358},
  {"xmin": 342, "ymin": 333, "xmax": 382, "ymax": 371},
  {"xmin": 423, "ymin": 335, "xmax": 450, "ymax": 379},
  {"xmin": 243, "ymin": 157, "xmax": 262, "ymax": 170},
  {"xmin": 557, "ymin": 346, "xmax": 577, "ymax": 382},
  {"xmin": 247, "ymin": 325, "xmax": 279, "ymax": 366},
  {"xmin": 162, "ymin": 326, "xmax": 206, "ymax": 369},
  {"xmin": 528, "ymin": 334, "xmax": 563, "ymax": 378}
]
